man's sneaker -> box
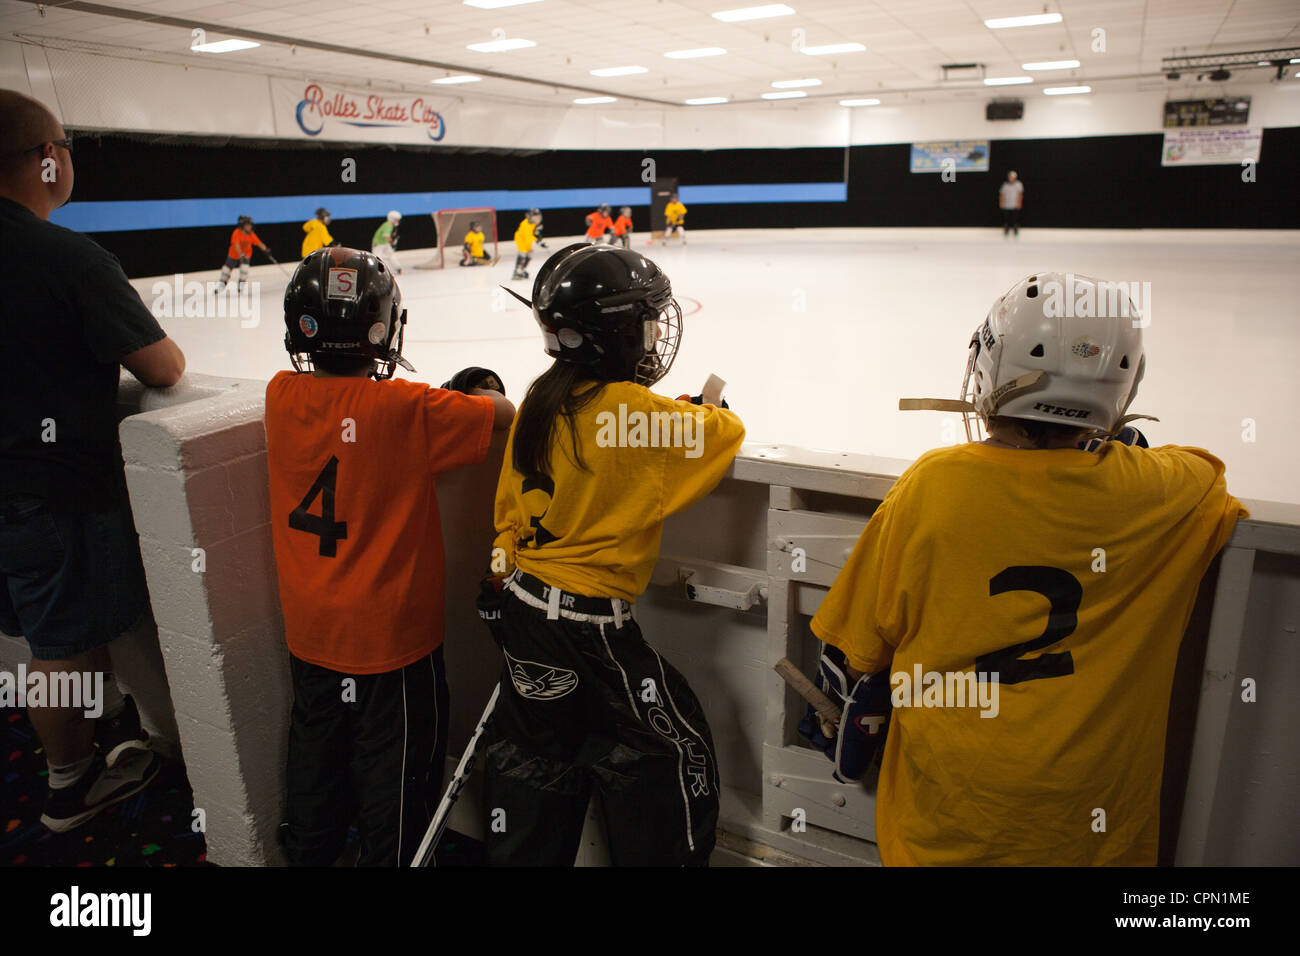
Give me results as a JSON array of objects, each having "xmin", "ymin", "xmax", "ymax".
[
  {"xmin": 40, "ymin": 748, "xmax": 161, "ymax": 833},
  {"xmin": 96, "ymin": 694, "xmax": 150, "ymax": 768}
]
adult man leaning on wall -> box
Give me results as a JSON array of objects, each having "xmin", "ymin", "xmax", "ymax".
[{"xmin": 0, "ymin": 90, "xmax": 187, "ymax": 832}]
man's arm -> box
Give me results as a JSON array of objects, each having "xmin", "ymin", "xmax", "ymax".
[
  {"xmin": 122, "ymin": 336, "xmax": 186, "ymax": 387},
  {"xmin": 471, "ymin": 387, "xmax": 515, "ymax": 430}
]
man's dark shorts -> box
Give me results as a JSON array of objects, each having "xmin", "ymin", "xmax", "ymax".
[{"xmin": 0, "ymin": 495, "xmax": 149, "ymax": 660}]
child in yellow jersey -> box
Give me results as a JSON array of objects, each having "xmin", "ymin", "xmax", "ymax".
[
  {"xmin": 663, "ymin": 192, "xmax": 687, "ymax": 244},
  {"xmin": 484, "ymin": 243, "xmax": 745, "ymax": 865},
  {"xmin": 810, "ymin": 272, "xmax": 1245, "ymax": 866},
  {"xmin": 459, "ymin": 220, "xmax": 492, "ymax": 267},
  {"xmin": 511, "ymin": 208, "xmax": 542, "ymax": 280},
  {"xmin": 301, "ymin": 207, "xmax": 333, "ymax": 259}
]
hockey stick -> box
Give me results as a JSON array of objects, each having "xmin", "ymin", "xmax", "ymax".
[
  {"xmin": 260, "ymin": 247, "xmax": 292, "ymax": 278},
  {"xmin": 410, "ymin": 682, "xmax": 501, "ymax": 867}
]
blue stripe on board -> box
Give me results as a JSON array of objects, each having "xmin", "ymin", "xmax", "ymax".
[{"xmin": 50, "ymin": 182, "xmax": 847, "ymax": 233}]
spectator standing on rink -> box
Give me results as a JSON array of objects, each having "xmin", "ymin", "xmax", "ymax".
[
  {"xmin": 302, "ymin": 206, "xmax": 333, "ymax": 258},
  {"xmin": 0, "ymin": 90, "xmax": 186, "ymax": 831},
  {"xmin": 217, "ymin": 215, "xmax": 269, "ymax": 293},
  {"xmin": 611, "ymin": 206, "xmax": 633, "ymax": 248},
  {"xmin": 268, "ymin": 248, "xmax": 514, "ymax": 866},
  {"xmin": 810, "ymin": 273, "xmax": 1245, "ymax": 865},
  {"xmin": 999, "ymin": 171, "xmax": 1023, "ymax": 236},
  {"xmin": 371, "ymin": 210, "xmax": 403, "ymax": 275},
  {"xmin": 584, "ymin": 203, "xmax": 614, "ymax": 245}
]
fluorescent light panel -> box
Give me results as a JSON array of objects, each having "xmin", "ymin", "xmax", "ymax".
[
  {"xmin": 590, "ymin": 65, "xmax": 648, "ymax": 77},
  {"xmin": 984, "ymin": 76, "xmax": 1033, "ymax": 85},
  {"xmin": 984, "ymin": 13, "xmax": 1062, "ymax": 29},
  {"xmin": 839, "ymin": 98, "xmax": 880, "ymax": 106},
  {"xmin": 685, "ymin": 96, "xmax": 728, "ymax": 105},
  {"xmin": 573, "ymin": 96, "xmax": 616, "ymax": 104},
  {"xmin": 771, "ymin": 78, "xmax": 821, "ymax": 88},
  {"xmin": 434, "ymin": 75, "xmax": 480, "ymax": 84},
  {"xmin": 467, "ymin": 37, "xmax": 536, "ymax": 52},
  {"xmin": 191, "ymin": 39, "xmax": 259, "ymax": 53},
  {"xmin": 712, "ymin": 4, "xmax": 795, "ymax": 22},
  {"xmin": 463, "ymin": 0, "xmax": 543, "ymax": 7},
  {"xmin": 665, "ymin": 48, "xmax": 727, "ymax": 59},
  {"xmin": 1043, "ymin": 85, "xmax": 1091, "ymax": 95},
  {"xmin": 762, "ymin": 90, "xmax": 806, "ymax": 99},
  {"xmin": 801, "ymin": 42, "xmax": 866, "ymax": 55},
  {"xmin": 1023, "ymin": 59, "xmax": 1080, "ymax": 70}
]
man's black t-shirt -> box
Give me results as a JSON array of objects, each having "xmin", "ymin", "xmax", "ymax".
[{"xmin": 0, "ymin": 196, "xmax": 166, "ymax": 512}]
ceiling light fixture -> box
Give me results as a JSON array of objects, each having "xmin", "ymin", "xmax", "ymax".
[
  {"xmin": 984, "ymin": 76, "xmax": 1033, "ymax": 86},
  {"xmin": 664, "ymin": 48, "xmax": 727, "ymax": 59},
  {"xmin": 433, "ymin": 75, "xmax": 481, "ymax": 84},
  {"xmin": 467, "ymin": 37, "xmax": 536, "ymax": 52},
  {"xmin": 801, "ymin": 42, "xmax": 866, "ymax": 56},
  {"xmin": 590, "ymin": 65, "xmax": 649, "ymax": 77},
  {"xmin": 574, "ymin": 96, "xmax": 617, "ymax": 104},
  {"xmin": 1043, "ymin": 85, "xmax": 1091, "ymax": 95},
  {"xmin": 685, "ymin": 96, "xmax": 729, "ymax": 105},
  {"xmin": 1023, "ymin": 59, "xmax": 1080, "ymax": 70},
  {"xmin": 762, "ymin": 90, "xmax": 807, "ymax": 99},
  {"xmin": 984, "ymin": 13, "xmax": 1063, "ymax": 29},
  {"xmin": 191, "ymin": 39, "xmax": 259, "ymax": 53},
  {"xmin": 712, "ymin": 4, "xmax": 796, "ymax": 22},
  {"xmin": 839, "ymin": 98, "xmax": 880, "ymax": 106}
]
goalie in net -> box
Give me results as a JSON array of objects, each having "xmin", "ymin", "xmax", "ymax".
[{"xmin": 417, "ymin": 207, "xmax": 499, "ymax": 269}]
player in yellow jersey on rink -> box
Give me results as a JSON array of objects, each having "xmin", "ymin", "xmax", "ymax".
[
  {"xmin": 663, "ymin": 193, "xmax": 686, "ymax": 244},
  {"xmin": 511, "ymin": 208, "xmax": 542, "ymax": 280},
  {"xmin": 460, "ymin": 220, "xmax": 492, "ymax": 267},
  {"xmin": 301, "ymin": 207, "xmax": 333, "ymax": 259},
  {"xmin": 809, "ymin": 271, "xmax": 1245, "ymax": 866}
]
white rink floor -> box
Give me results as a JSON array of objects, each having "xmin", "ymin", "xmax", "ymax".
[{"xmin": 133, "ymin": 227, "xmax": 1300, "ymax": 506}]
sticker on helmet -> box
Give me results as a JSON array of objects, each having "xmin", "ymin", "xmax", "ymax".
[
  {"xmin": 542, "ymin": 331, "xmax": 561, "ymax": 352},
  {"xmin": 367, "ymin": 322, "xmax": 387, "ymax": 345},
  {"xmin": 1071, "ymin": 339, "xmax": 1101, "ymax": 359},
  {"xmin": 327, "ymin": 268, "xmax": 359, "ymax": 299},
  {"xmin": 299, "ymin": 315, "xmax": 318, "ymax": 338},
  {"xmin": 557, "ymin": 328, "xmax": 584, "ymax": 349}
]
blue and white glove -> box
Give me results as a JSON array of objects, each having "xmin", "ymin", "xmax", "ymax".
[{"xmin": 797, "ymin": 644, "xmax": 891, "ymax": 782}]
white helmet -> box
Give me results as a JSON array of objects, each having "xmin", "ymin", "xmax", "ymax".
[
  {"xmin": 387, "ymin": 210, "xmax": 401, "ymax": 223},
  {"xmin": 961, "ymin": 272, "xmax": 1146, "ymax": 438}
]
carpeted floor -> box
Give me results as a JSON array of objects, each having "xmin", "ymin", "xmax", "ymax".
[{"xmin": 2, "ymin": 707, "xmax": 485, "ymax": 867}]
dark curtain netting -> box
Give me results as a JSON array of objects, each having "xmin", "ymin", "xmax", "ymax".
[{"xmin": 64, "ymin": 127, "xmax": 1300, "ymax": 278}]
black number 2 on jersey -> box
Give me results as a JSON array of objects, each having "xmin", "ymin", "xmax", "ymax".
[
  {"xmin": 977, "ymin": 565, "xmax": 1080, "ymax": 685},
  {"xmin": 289, "ymin": 456, "xmax": 348, "ymax": 557}
]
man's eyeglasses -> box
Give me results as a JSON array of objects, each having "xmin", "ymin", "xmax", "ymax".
[{"xmin": 19, "ymin": 137, "xmax": 73, "ymax": 156}]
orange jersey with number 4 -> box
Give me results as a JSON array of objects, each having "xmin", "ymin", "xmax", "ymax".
[
  {"xmin": 811, "ymin": 442, "xmax": 1245, "ymax": 866},
  {"xmin": 266, "ymin": 371, "xmax": 495, "ymax": 673}
]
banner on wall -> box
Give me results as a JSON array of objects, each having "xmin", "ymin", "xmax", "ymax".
[
  {"xmin": 909, "ymin": 140, "xmax": 990, "ymax": 173},
  {"xmin": 1161, "ymin": 126, "xmax": 1262, "ymax": 166},
  {"xmin": 270, "ymin": 78, "xmax": 452, "ymax": 143}
]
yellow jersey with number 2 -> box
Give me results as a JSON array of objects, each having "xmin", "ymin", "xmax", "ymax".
[{"xmin": 811, "ymin": 441, "xmax": 1245, "ymax": 866}]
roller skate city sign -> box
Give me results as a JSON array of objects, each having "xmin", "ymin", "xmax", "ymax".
[{"xmin": 275, "ymin": 80, "xmax": 446, "ymax": 143}]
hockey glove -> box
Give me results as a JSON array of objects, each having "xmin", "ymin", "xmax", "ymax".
[
  {"xmin": 476, "ymin": 576, "xmax": 508, "ymax": 647},
  {"xmin": 442, "ymin": 367, "xmax": 506, "ymax": 396},
  {"xmin": 796, "ymin": 644, "xmax": 891, "ymax": 782},
  {"xmin": 676, "ymin": 393, "xmax": 730, "ymax": 409},
  {"xmin": 1079, "ymin": 425, "xmax": 1149, "ymax": 453}
]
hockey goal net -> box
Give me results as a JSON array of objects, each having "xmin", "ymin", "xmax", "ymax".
[{"xmin": 416, "ymin": 207, "xmax": 498, "ymax": 269}]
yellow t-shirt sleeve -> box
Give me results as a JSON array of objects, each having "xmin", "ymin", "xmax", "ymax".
[
  {"xmin": 809, "ymin": 481, "xmax": 910, "ymax": 674},
  {"xmin": 658, "ymin": 399, "xmax": 745, "ymax": 518}
]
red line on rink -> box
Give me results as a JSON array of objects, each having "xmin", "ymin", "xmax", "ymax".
[{"xmin": 679, "ymin": 296, "xmax": 703, "ymax": 316}]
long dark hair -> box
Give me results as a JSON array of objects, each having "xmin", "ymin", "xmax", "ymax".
[{"xmin": 513, "ymin": 360, "xmax": 606, "ymax": 479}]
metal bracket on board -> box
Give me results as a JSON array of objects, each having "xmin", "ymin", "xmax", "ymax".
[{"xmin": 680, "ymin": 567, "xmax": 769, "ymax": 611}]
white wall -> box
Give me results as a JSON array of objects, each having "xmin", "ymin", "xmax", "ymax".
[{"xmin": 5, "ymin": 40, "xmax": 1299, "ymax": 150}]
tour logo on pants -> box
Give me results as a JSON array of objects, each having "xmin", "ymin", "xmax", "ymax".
[{"xmin": 505, "ymin": 650, "xmax": 579, "ymax": 701}]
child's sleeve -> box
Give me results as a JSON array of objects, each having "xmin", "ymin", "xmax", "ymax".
[
  {"xmin": 422, "ymin": 387, "xmax": 496, "ymax": 475},
  {"xmin": 659, "ymin": 399, "xmax": 745, "ymax": 517}
]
